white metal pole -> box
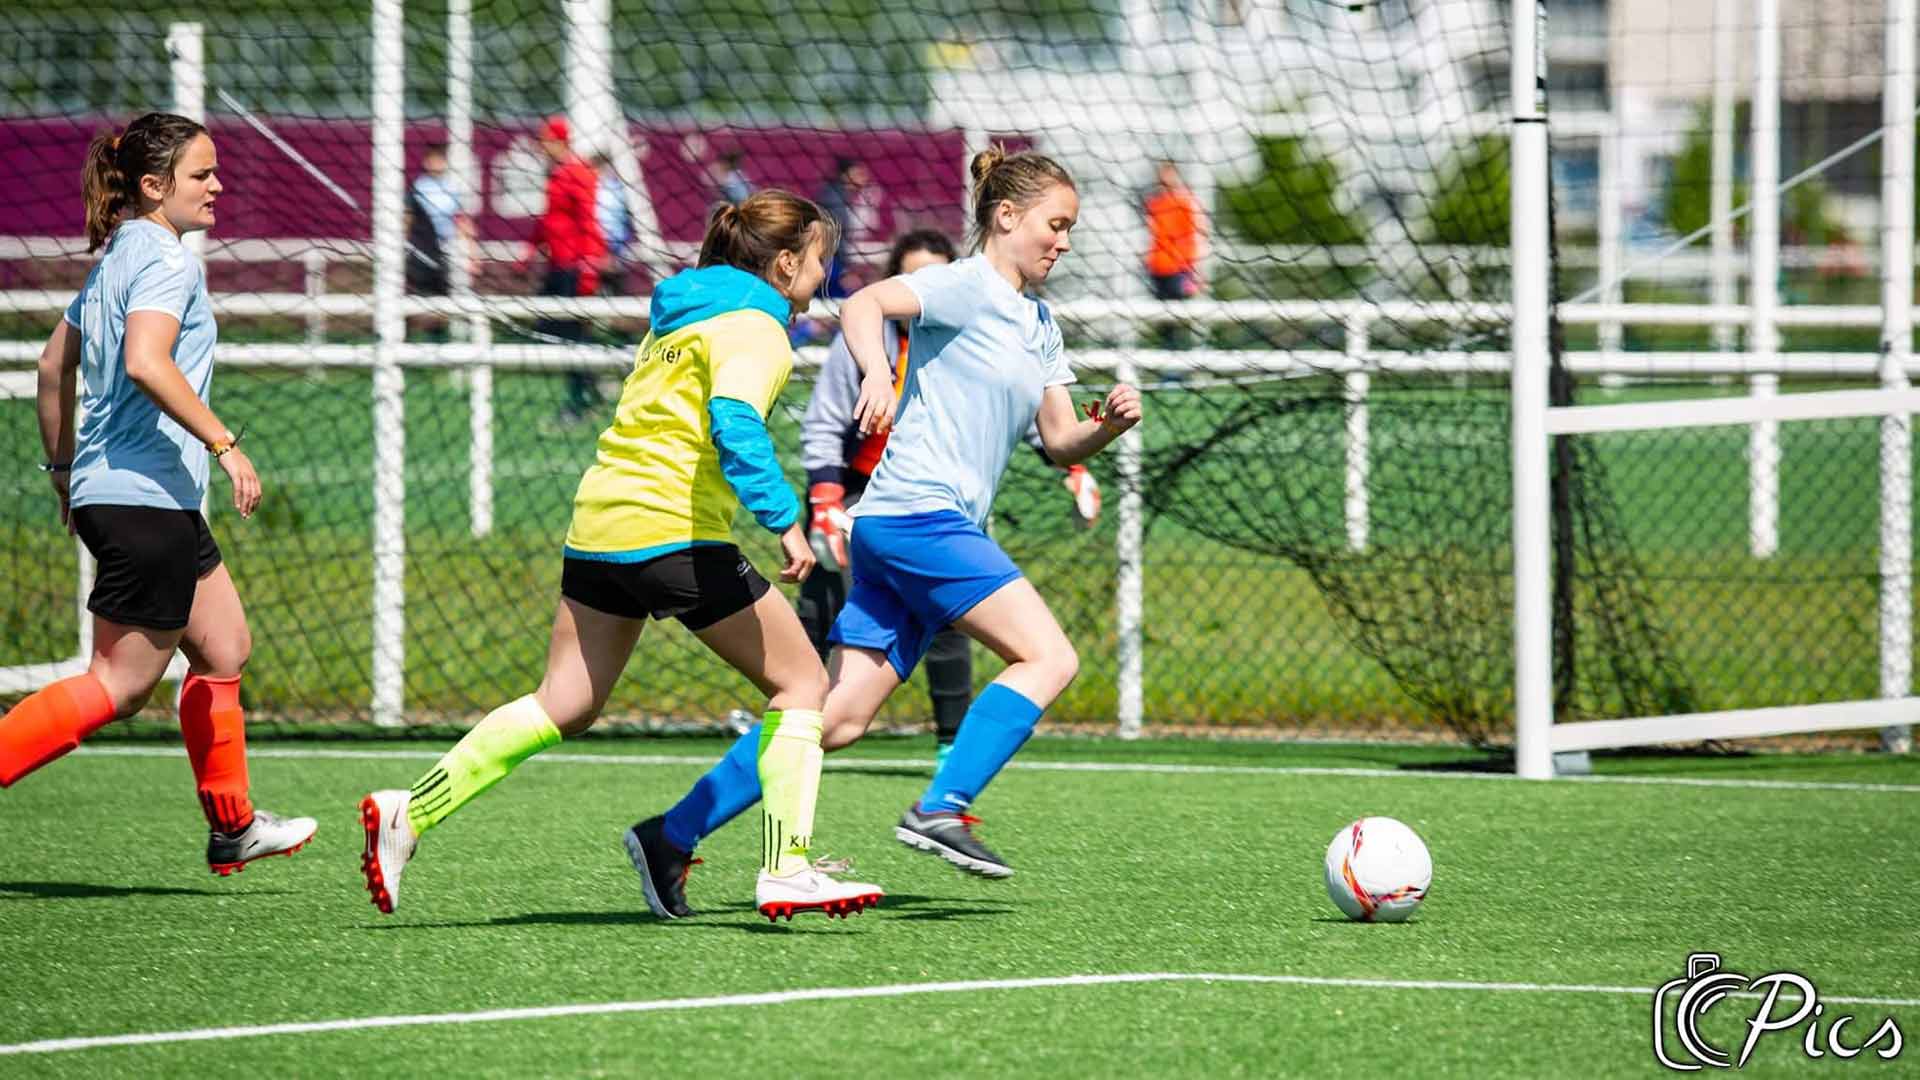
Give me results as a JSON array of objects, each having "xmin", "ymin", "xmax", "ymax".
[
  {"xmin": 1186, "ymin": 2, "xmax": 1224, "ymax": 284},
  {"xmin": 1121, "ymin": 0, "xmax": 1157, "ymax": 76},
  {"xmin": 371, "ymin": 0, "xmax": 408, "ymax": 727},
  {"xmin": 1505, "ymin": 0, "xmax": 1551, "ymax": 772},
  {"xmin": 1597, "ymin": 121, "xmax": 1623, "ymax": 355},
  {"xmin": 167, "ymin": 23, "xmax": 205, "ymax": 266},
  {"xmin": 303, "ymin": 251, "xmax": 328, "ymax": 348},
  {"xmin": 1115, "ymin": 355, "xmax": 1145, "ymax": 741},
  {"xmin": 168, "ymin": 21, "xmax": 206, "ymax": 694},
  {"xmin": 1710, "ymin": 0, "xmax": 1738, "ymax": 352},
  {"xmin": 1511, "ymin": 0, "xmax": 1554, "ymax": 780},
  {"xmin": 1749, "ymin": 0, "xmax": 1782, "ymax": 559},
  {"xmin": 565, "ymin": 0, "xmax": 669, "ymax": 285},
  {"xmin": 564, "ymin": 0, "xmax": 614, "ymax": 155},
  {"xmin": 1344, "ymin": 318, "xmax": 1371, "ymax": 553},
  {"xmin": 1880, "ymin": 0, "xmax": 1916, "ymax": 754},
  {"xmin": 448, "ymin": 0, "xmax": 492, "ymax": 539}
]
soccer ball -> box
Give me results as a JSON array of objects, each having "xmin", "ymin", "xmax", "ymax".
[{"xmin": 1323, "ymin": 816, "xmax": 1431, "ymax": 923}]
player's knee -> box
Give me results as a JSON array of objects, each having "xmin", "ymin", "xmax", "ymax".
[
  {"xmin": 1040, "ymin": 642, "xmax": 1079, "ymax": 697},
  {"xmin": 108, "ymin": 688, "xmax": 151, "ymax": 720},
  {"xmin": 821, "ymin": 706, "xmax": 871, "ymax": 751},
  {"xmin": 548, "ymin": 704, "xmax": 597, "ymax": 738},
  {"xmin": 195, "ymin": 630, "xmax": 252, "ymax": 679},
  {"xmin": 532, "ymin": 683, "xmax": 596, "ymax": 737},
  {"xmin": 90, "ymin": 668, "xmax": 155, "ymax": 720},
  {"xmin": 775, "ymin": 663, "xmax": 830, "ymax": 712},
  {"xmin": 800, "ymin": 665, "xmax": 831, "ymax": 709}
]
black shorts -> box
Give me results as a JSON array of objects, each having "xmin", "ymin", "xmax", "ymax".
[
  {"xmin": 1150, "ymin": 271, "xmax": 1195, "ymax": 301},
  {"xmin": 70, "ymin": 504, "xmax": 222, "ymax": 631},
  {"xmin": 560, "ymin": 545, "xmax": 770, "ymax": 631}
]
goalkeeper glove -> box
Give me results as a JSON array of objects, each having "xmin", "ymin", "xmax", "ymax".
[
  {"xmin": 1063, "ymin": 464, "xmax": 1101, "ymax": 526},
  {"xmin": 808, "ymin": 481, "xmax": 853, "ymax": 571}
]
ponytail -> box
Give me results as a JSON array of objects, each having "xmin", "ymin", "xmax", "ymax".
[
  {"xmin": 697, "ymin": 188, "xmax": 837, "ymax": 277},
  {"xmin": 82, "ymin": 131, "xmax": 129, "ymax": 254},
  {"xmin": 967, "ymin": 143, "xmax": 1075, "ymax": 252}
]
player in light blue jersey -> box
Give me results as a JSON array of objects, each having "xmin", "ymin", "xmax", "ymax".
[
  {"xmin": 0, "ymin": 112, "xmax": 316, "ymax": 874},
  {"xmin": 625, "ymin": 147, "xmax": 1139, "ymax": 906},
  {"xmin": 837, "ymin": 146, "xmax": 1140, "ymax": 876}
]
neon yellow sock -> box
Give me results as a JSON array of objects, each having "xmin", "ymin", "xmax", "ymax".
[
  {"xmin": 757, "ymin": 708, "xmax": 824, "ymax": 876},
  {"xmin": 406, "ymin": 694, "xmax": 561, "ymax": 835}
]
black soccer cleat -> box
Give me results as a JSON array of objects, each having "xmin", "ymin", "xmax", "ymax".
[
  {"xmin": 895, "ymin": 804, "xmax": 1013, "ymax": 878},
  {"xmin": 625, "ymin": 815, "xmax": 700, "ymax": 919}
]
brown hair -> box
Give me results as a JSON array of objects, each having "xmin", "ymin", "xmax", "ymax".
[
  {"xmin": 83, "ymin": 111, "xmax": 209, "ymax": 253},
  {"xmin": 696, "ymin": 188, "xmax": 838, "ymax": 278},
  {"xmin": 885, "ymin": 228, "xmax": 958, "ymax": 277},
  {"xmin": 968, "ymin": 144, "xmax": 1075, "ymax": 252}
]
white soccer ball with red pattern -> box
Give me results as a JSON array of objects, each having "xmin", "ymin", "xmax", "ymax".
[{"xmin": 1324, "ymin": 816, "xmax": 1431, "ymax": 923}]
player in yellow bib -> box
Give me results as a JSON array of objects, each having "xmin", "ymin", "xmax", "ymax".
[{"xmin": 358, "ymin": 191, "xmax": 882, "ymax": 922}]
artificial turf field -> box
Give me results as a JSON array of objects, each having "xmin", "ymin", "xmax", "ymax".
[{"xmin": 1, "ymin": 734, "xmax": 1916, "ymax": 1076}]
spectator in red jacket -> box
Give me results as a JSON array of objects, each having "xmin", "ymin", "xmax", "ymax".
[{"xmin": 523, "ymin": 116, "xmax": 607, "ymax": 426}]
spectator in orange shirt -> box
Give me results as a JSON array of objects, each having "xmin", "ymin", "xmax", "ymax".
[
  {"xmin": 522, "ymin": 116, "xmax": 607, "ymax": 426},
  {"xmin": 1143, "ymin": 160, "xmax": 1208, "ymax": 349}
]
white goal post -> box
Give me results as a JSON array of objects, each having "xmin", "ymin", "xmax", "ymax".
[{"xmin": 1509, "ymin": 0, "xmax": 1920, "ymax": 777}]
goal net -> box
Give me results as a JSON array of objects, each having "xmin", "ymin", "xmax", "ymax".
[{"xmin": 3, "ymin": 1, "xmax": 1904, "ymax": 750}]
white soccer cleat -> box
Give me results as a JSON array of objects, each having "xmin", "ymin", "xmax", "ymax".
[
  {"xmin": 358, "ymin": 789, "xmax": 417, "ymax": 915},
  {"xmin": 206, "ymin": 809, "xmax": 317, "ymax": 875},
  {"xmin": 754, "ymin": 861, "xmax": 884, "ymax": 922}
]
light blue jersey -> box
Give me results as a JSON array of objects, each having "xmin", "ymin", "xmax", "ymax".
[
  {"xmin": 851, "ymin": 254, "xmax": 1075, "ymax": 528},
  {"xmin": 62, "ymin": 219, "xmax": 218, "ymax": 511},
  {"xmin": 411, "ymin": 172, "xmax": 460, "ymax": 247}
]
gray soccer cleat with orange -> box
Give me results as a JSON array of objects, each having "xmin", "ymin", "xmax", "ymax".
[{"xmin": 895, "ymin": 805, "xmax": 1012, "ymax": 878}]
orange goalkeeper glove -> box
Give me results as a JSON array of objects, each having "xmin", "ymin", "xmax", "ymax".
[
  {"xmin": 807, "ymin": 482, "xmax": 853, "ymax": 570},
  {"xmin": 1063, "ymin": 464, "xmax": 1101, "ymax": 526}
]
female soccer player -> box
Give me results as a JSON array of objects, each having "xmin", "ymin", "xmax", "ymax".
[
  {"xmin": 359, "ymin": 190, "xmax": 882, "ymax": 921},
  {"xmin": 623, "ymin": 147, "xmax": 1139, "ymax": 911},
  {"xmin": 1, "ymin": 112, "xmax": 317, "ymax": 874},
  {"xmin": 800, "ymin": 228, "xmax": 1104, "ymax": 773},
  {"xmin": 800, "ymin": 229, "xmax": 973, "ymax": 768}
]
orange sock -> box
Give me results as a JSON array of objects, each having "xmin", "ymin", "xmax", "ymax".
[
  {"xmin": 0, "ymin": 673, "xmax": 116, "ymax": 788},
  {"xmin": 180, "ymin": 673, "xmax": 254, "ymax": 834}
]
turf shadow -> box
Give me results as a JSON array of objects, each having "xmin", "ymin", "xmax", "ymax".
[
  {"xmin": 360, "ymin": 893, "xmax": 1011, "ymax": 932},
  {"xmin": 873, "ymin": 892, "xmax": 1017, "ymax": 922},
  {"xmin": 0, "ymin": 880, "xmax": 278, "ymax": 900},
  {"xmin": 1308, "ymin": 916, "xmax": 1426, "ymax": 926},
  {"xmin": 824, "ymin": 766, "xmax": 936, "ymax": 780},
  {"xmin": 1395, "ymin": 758, "xmax": 1512, "ymax": 774}
]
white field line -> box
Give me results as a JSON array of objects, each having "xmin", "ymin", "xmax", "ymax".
[
  {"xmin": 71, "ymin": 745, "xmax": 1920, "ymax": 794},
  {"xmin": 5, "ymin": 971, "xmax": 1917, "ymax": 1056}
]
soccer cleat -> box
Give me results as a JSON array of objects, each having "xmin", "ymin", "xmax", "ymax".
[
  {"xmin": 624, "ymin": 815, "xmax": 701, "ymax": 919},
  {"xmin": 754, "ymin": 861, "xmax": 884, "ymax": 922},
  {"xmin": 934, "ymin": 742, "xmax": 955, "ymax": 772},
  {"xmin": 724, "ymin": 709, "xmax": 757, "ymax": 737},
  {"xmin": 206, "ymin": 809, "xmax": 317, "ymax": 875},
  {"xmin": 358, "ymin": 789, "xmax": 417, "ymax": 915},
  {"xmin": 895, "ymin": 805, "xmax": 1013, "ymax": 878}
]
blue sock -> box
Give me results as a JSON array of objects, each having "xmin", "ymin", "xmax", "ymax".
[
  {"xmin": 917, "ymin": 684, "xmax": 1042, "ymax": 814},
  {"xmin": 660, "ymin": 725, "xmax": 764, "ymax": 852}
]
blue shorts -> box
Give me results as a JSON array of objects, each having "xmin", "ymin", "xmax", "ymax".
[{"xmin": 827, "ymin": 510, "xmax": 1023, "ymax": 680}]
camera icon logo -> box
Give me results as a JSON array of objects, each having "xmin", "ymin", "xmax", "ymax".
[{"xmin": 1652, "ymin": 953, "xmax": 1904, "ymax": 1070}]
